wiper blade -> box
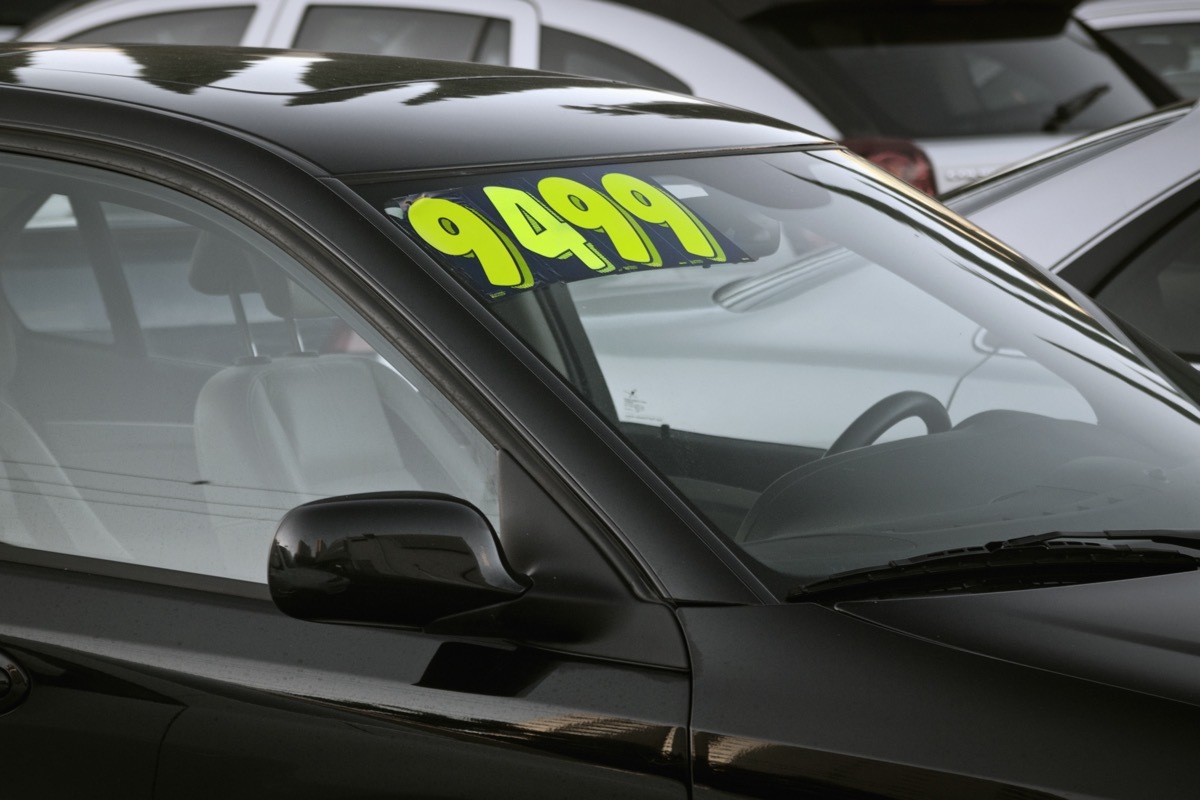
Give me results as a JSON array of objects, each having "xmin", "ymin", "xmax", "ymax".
[
  {"xmin": 1043, "ymin": 83, "xmax": 1110, "ymax": 132},
  {"xmin": 788, "ymin": 529, "xmax": 1200, "ymax": 603}
]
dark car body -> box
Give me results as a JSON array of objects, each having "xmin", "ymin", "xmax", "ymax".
[
  {"xmin": 2, "ymin": 44, "xmax": 1200, "ymax": 799},
  {"xmin": 17, "ymin": 0, "xmax": 1181, "ymax": 193}
]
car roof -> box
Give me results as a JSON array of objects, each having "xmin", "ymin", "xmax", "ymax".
[
  {"xmin": 945, "ymin": 101, "xmax": 1200, "ymax": 269},
  {"xmin": 0, "ymin": 43, "xmax": 826, "ymax": 177},
  {"xmin": 1077, "ymin": 0, "xmax": 1200, "ymax": 27}
]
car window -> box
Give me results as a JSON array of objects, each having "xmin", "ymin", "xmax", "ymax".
[
  {"xmin": 744, "ymin": 7, "xmax": 1157, "ymax": 138},
  {"xmin": 0, "ymin": 153, "xmax": 498, "ymax": 582},
  {"xmin": 369, "ymin": 150, "xmax": 1200, "ymax": 592},
  {"xmin": 2, "ymin": 196, "xmax": 113, "ymax": 344},
  {"xmin": 65, "ymin": 7, "xmax": 254, "ymax": 45},
  {"xmin": 539, "ymin": 27, "xmax": 690, "ymax": 94},
  {"xmin": 1104, "ymin": 23, "xmax": 1200, "ymax": 99},
  {"xmin": 294, "ymin": 7, "xmax": 510, "ymax": 63},
  {"xmin": 1096, "ymin": 199, "xmax": 1200, "ymax": 358}
]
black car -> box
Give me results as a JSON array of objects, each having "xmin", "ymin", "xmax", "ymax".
[
  {"xmin": 2, "ymin": 43, "xmax": 1200, "ymax": 799},
  {"xmin": 18, "ymin": 0, "xmax": 1181, "ymax": 194}
]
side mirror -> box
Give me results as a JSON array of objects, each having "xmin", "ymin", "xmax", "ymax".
[{"xmin": 269, "ymin": 492, "xmax": 528, "ymax": 629}]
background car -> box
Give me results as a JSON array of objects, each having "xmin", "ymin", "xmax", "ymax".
[
  {"xmin": 944, "ymin": 100, "xmax": 1200, "ymax": 364},
  {"xmin": 18, "ymin": 0, "xmax": 1178, "ymax": 193},
  {"xmin": 1079, "ymin": 0, "xmax": 1200, "ymax": 98},
  {"xmin": 0, "ymin": 0, "xmax": 59, "ymax": 39},
  {"xmin": 6, "ymin": 42, "xmax": 1200, "ymax": 798}
]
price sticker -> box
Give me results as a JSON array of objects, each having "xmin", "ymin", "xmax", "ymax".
[{"xmin": 387, "ymin": 167, "xmax": 750, "ymax": 300}]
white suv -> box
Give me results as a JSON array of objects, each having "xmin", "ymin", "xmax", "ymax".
[{"xmin": 21, "ymin": 0, "xmax": 1176, "ymax": 193}]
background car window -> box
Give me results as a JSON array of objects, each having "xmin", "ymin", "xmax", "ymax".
[
  {"xmin": 745, "ymin": 8, "xmax": 1156, "ymax": 138},
  {"xmin": 65, "ymin": 7, "xmax": 254, "ymax": 45},
  {"xmin": 0, "ymin": 153, "xmax": 498, "ymax": 582},
  {"xmin": 539, "ymin": 27, "xmax": 690, "ymax": 93},
  {"xmin": 1103, "ymin": 24, "xmax": 1200, "ymax": 98},
  {"xmin": 294, "ymin": 7, "xmax": 509, "ymax": 63},
  {"xmin": 1096, "ymin": 200, "xmax": 1200, "ymax": 359}
]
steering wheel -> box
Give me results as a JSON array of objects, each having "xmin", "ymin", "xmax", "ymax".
[{"xmin": 825, "ymin": 391, "xmax": 951, "ymax": 456}]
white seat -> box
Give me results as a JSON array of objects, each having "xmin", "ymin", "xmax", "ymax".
[
  {"xmin": 188, "ymin": 235, "xmax": 491, "ymax": 579},
  {"xmin": 0, "ymin": 302, "xmax": 130, "ymax": 561}
]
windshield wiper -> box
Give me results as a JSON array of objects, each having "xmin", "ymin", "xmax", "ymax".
[
  {"xmin": 787, "ymin": 530, "xmax": 1200, "ymax": 603},
  {"xmin": 1043, "ymin": 83, "xmax": 1110, "ymax": 132}
]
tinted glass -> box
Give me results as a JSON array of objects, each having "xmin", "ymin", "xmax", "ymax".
[
  {"xmin": 67, "ymin": 7, "xmax": 253, "ymax": 45},
  {"xmin": 3, "ymin": 196, "xmax": 113, "ymax": 343},
  {"xmin": 1105, "ymin": 23, "xmax": 1200, "ymax": 98},
  {"xmin": 540, "ymin": 27, "xmax": 690, "ymax": 93},
  {"xmin": 372, "ymin": 150, "xmax": 1200, "ymax": 594},
  {"xmin": 1097, "ymin": 199, "xmax": 1200, "ymax": 358},
  {"xmin": 746, "ymin": 7, "xmax": 1156, "ymax": 138},
  {"xmin": 0, "ymin": 153, "xmax": 497, "ymax": 581},
  {"xmin": 295, "ymin": 7, "xmax": 510, "ymax": 63}
]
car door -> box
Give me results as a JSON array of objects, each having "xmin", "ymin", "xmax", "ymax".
[
  {"xmin": 265, "ymin": 0, "xmax": 541, "ymax": 68},
  {"xmin": 0, "ymin": 146, "xmax": 692, "ymax": 797}
]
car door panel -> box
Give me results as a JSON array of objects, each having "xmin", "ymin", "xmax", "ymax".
[
  {"xmin": 682, "ymin": 604, "xmax": 1200, "ymax": 799},
  {"xmin": 0, "ymin": 556, "xmax": 689, "ymax": 798}
]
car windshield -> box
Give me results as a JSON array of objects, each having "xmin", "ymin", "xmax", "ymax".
[
  {"xmin": 741, "ymin": 7, "xmax": 1156, "ymax": 138},
  {"xmin": 373, "ymin": 148, "xmax": 1200, "ymax": 592}
]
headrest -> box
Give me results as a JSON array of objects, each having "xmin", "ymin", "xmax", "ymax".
[
  {"xmin": 188, "ymin": 232, "xmax": 264, "ymax": 297},
  {"xmin": 251, "ymin": 260, "xmax": 332, "ymax": 320}
]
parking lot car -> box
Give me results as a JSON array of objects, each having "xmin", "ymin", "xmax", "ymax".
[
  {"xmin": 5, "ymin": 42, "xmax": 1200, "ymax": 798},
  {"xmin": 18, "ymin": 0, "xmax": 1178, "ymax": 193},
  {"xmin": 944, "ymin": 100, "xmax": 1200, "ymax": 364},
  {"xmin": 1079, "ymin": 0, "xmax": 1200, "ymax": 98}
]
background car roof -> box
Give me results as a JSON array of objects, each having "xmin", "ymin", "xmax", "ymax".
[
  {"xmin": 945, "ymin": 101, "xmax": 1200, "ymax": 269},
  {"xmin": 0, "ymin": 43, "xmax": 826, "ymax": 176}
]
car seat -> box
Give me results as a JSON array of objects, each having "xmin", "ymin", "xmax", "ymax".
[
  {"xmin": 0, "ymin": 297, "xmax": 130, "ymax": 561},
  {"xmin": 188, "ymin": 233, "xmax": 492, "ymax": 579}
]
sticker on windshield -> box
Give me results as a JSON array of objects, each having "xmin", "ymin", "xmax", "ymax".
[{"xmin": 386, "ymin": 168, "xmax": 751, "ymax": 300}]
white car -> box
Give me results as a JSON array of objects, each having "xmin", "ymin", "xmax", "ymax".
[
  {"xmin": 1079, "ymin": 0, "xmax": 1200, "ymax": 98},
  {"xmin": 943, "ymin": 100, "xmax": 1200, "ymax": 363},
  {"xmin": 19, "ymin": 0, "xmax": 1176, "ymax": 193}
]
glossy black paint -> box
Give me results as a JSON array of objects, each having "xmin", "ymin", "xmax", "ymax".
[
  {"xmin": 0, "ymin": 647, "xmax": 29, "ymax": 715},
  {"xmin": 0, "ymin": 562, "xmax": 690, "ymax": 799},
  {"xmin": 1, "ymin": 43, "xmax": 1200, "ymax": 799},
  {"xmin": 682, "ymin": 603, "xmax": 1200, "ymax": 798},
  {"xmin": 0, "ymin": 45, "xmax": 819, "ymax": 177},
  {"xmin": 270, "ymin": 492, "xmax": 529, "ymax": 628}
]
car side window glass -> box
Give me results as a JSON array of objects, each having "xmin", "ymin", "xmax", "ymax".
[
  {"xmin": 1096, "ymin": 200, "xmax": 1200, "ymax": 360},
  {"xmin": 65, "ymin": 7, "xmax": 254, "ymax": 45},
  {"xmin": 0, "ymin": 153, "xmax": 498, "ymax": 582},
  {"xmin": 2, "ymin": 196, "xmax": 114, "ymax": 344},
  {"xmin": 539, "ymin": 27, "xmax": 690, "ymax": 93},
  {"xmin": 1104, "ymin": 24, "xmax": 1200, "ymax": 99},
  {"xmin": 294, "ymin": 7, "xmax": 510, "ymax": 63}
]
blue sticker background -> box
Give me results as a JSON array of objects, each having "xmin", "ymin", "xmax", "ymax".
[{"xmin": 387, "ymin": 166, "xmax": 751, "ymax": 301}]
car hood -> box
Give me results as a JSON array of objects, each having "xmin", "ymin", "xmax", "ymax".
[{"xmin": 840, "ymin": 569, "xmax": 1200, "ymax": 707}]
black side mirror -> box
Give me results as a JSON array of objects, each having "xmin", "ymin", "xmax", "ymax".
[{"xmin": 269, "ymin": 492, "xmax": 528, "ymax": 629}]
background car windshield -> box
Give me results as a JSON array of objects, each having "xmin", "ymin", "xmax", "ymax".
[
  {"xmin": 377, "ymin": 149, "xmax": 1200, "ymax": 590},
  {"xmin": 743, "ymin": 7, "xmax": 1156, "ymax": 138}
]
